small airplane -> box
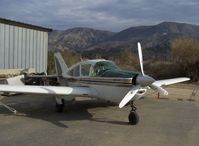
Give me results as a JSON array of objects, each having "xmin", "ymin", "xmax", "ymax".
[{"xmin": 0, "ymin": 42, "xmax": 190, "ymax": 125}]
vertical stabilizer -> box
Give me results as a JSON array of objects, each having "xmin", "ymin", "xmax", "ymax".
[{"xmin": 54, "ymin": 52, "xmax": 69, "ymax": 77}]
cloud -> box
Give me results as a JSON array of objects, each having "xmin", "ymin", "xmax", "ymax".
[{"xmin": 0, "ymin": 0, "xmax": 199, "ymax": 31}]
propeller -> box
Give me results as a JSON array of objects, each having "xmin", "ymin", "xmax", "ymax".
[
  {"xmin": 137, "ymin": 42, "xmax": 144, "ymax": 76},
  {"xmin": 119, "ymin": 42, "xmax": 168, "ymax": 108},
  {"xmin": 119, "ymin": 85, "xmax": 140, "ymax": 108},
  {"xmin": 150, "ymin": 84, "xmax": 168, "ymax": 95}
]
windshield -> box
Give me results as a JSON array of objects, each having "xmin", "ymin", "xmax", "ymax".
[{"xmin": 93, "ymin": 61, "xmax": 119, "ymax": 76}]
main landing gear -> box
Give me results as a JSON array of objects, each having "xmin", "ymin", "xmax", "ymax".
[
  {"xmin": 56, "ymin": 98, "xmax": 65, "ymax": 113},
  {"xmin": 55, "ymin": 97, "xmax": 75, "ymax": 113},
  {"xmin": 128, "ymin": 101, "xmax": 139, "ymax": 125}
]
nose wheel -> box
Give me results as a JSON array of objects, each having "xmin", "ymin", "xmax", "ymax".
[{"xmin": 128, "ymin": 102, "xmax": 139, "ymax": 125}]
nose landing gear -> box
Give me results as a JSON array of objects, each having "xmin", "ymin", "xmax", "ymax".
[{"xmin": 128, "ymin": 101, "xmax": 139, "ymax": 125}]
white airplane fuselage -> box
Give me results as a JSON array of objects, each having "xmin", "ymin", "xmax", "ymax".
[{"xmin": 59, "ymin": 76, "xmax": 145, "ymax": 103}]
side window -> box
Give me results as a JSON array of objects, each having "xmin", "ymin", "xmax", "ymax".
[
  {"xmin": 81, "ymin": 64, "xmax": 91, "ymax": 76},
  {"xmin": 93, "ymin": 63, "xmax": 105, "ymax": 76},
  {"xmin": 69, "ymin": 65, "xmax": 80, "ymax": 76}
]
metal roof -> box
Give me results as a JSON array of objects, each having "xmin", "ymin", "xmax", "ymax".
[{"xmin": 0, "ymin": 18, "xmax": 52, "ymax": 32}]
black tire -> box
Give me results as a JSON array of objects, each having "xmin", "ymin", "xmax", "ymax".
[
  {"xmin": 128, "ymin": 111, "xmax": 139, "ymax": 125},
  {"xmin": 56, "ymin": 99, "xmax": 64, "ymax": 113}
]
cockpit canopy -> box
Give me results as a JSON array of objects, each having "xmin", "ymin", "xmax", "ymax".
[{"xmin": 68, "ymin": 60, "xmax": 119, "ymax": 77}]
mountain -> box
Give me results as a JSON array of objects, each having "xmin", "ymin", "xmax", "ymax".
[
  {"xmin": 49, "ymin": 22, "xmax": 199, "ymax": 59},
  {"xmin": 48, "ymin": 27, "xmax": 115, "ymax": 52},
  {"xmin": 109, "ymin": 22, "xmax": 199, "ymax": 41},
  {"xmin": 84, "ymin": 22, "xmax": 199, "ymax": 58}
]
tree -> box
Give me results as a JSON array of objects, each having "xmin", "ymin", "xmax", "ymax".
[
  {"xmin": 171, "ymin": 38, "xmax": 199, "ymax": 81},
  {"xmin": 112, "ymin": 49, "xmax": 139, "ymax": 71}
]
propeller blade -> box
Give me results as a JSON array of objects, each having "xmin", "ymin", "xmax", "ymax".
[
  {"xmin": 138, "ymin": 42, "xmax": 145, "ymax": 76},
  {"xmin": 150, "ymin": 84, "xmax": 168, "ymax": 95},
  {"xmin": 119, "ymin": 85, "xmax": 140, "ymax": 108}
]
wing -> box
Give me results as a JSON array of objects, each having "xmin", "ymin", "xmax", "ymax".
[
  {"xmin": 152, "ymin": 77, "xmax": 190, "ymax": 87},
  {"xmin": 0, "ymin": 85, "xmax": 95, "ymax": 97}
]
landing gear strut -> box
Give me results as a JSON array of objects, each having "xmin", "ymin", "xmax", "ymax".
[
  {"xmin": 128, "ymin": 101, "xmax": 139, "ymax": 125},
  {"xmin": 56, "ymin": 98, "xmax": 65, "ymax": 113}
]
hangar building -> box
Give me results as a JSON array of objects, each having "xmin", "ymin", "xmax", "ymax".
[{"xmin": 0, "ymin": 18, "xmax": 52, "ymax": 73}]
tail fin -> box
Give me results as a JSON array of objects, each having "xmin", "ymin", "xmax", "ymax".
[{"xmin": 54, "ymin": 52, "xmax": 69, "ymax": 77}]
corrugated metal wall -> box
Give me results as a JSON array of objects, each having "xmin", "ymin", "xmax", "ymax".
[{"xmin": 0, "ymin": 23, "xmax": 48, "ymax": 73}]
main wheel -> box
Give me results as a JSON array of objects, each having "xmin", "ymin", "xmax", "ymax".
[
  {"xmin": 128, "ymin": 111, "xmax": 139, "ymax": 125},
  {"xmin": 56, "ymin": 99, "xmax": 65, "ymax": 113}
]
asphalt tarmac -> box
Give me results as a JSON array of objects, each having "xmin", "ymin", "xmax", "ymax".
[{"xmin": 0, "ymin": 94, "xmax": 199, "ymax": 146}]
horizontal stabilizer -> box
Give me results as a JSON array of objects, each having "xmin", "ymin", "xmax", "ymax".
[{"xmin": 6, "ymin": 75, "xmax": 25, "ymax": 85}]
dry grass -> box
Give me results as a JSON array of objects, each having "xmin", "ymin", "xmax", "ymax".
[{"xmin": 146, "ymin": 83, "xmax": 199, "ymax": 102}]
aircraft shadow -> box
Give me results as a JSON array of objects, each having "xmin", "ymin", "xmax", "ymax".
[
  {"xmin": 0, "ymin": 96, "xmax": 125, "ymax": 128},
  {"xmin": 91, "ymin": 118, "xmax": 129, "ymax": 126}
]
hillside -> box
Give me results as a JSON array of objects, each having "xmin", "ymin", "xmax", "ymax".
[
  {"xmin": 48, "ymin": 27, "xmax": 114, "ymax": 52},
  {"xmin": 85, "ymin": 22, "xmax": 199, "ymax": 58},
  {"xmin": 49, "ymin": 22, "xmax": 199, "ymax": 59}
]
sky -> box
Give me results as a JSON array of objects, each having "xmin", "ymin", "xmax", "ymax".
[{"xmin": 0, "ymin": 0, "xmax": 199, "ymax": 32}]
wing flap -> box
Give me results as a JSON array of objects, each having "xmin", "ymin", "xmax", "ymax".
[
  {"xmin": 0, "ymin": 85, "xmax": 93, "ymax": 96},
  {"xmin": 152, "ymin": 77, "xmax": 190, "ymax": 87}
]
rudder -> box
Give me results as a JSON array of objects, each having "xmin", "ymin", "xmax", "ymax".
[{"xmin": 54, "ymin": 52, "xmax": 69, "ymax": 77}]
